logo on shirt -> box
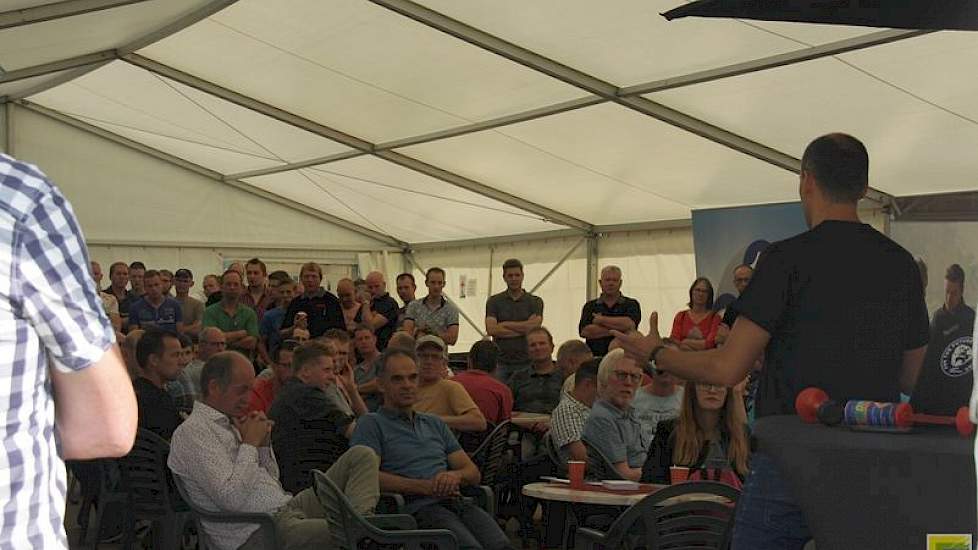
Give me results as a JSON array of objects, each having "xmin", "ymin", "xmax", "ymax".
[{"xmin": 940, "ymin": 336, "xmax": 973, "ymax": 378}]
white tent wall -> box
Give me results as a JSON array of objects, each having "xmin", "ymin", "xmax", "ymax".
[
  {"xmin": 409, "ymin": 228, "xmax": 696, "ymax": 353},
  {"xmin": 891, "ymin": 221, "xmax": 978, "ymax": 316}
]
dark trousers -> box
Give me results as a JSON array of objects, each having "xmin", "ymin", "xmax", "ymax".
[
  {"xmin": 731, "ymin": 452, "xmax": 812, "ymax": 550},
  {"xmin": 413, "ymin": 499, "xmax": 514, "ymax": 550}
]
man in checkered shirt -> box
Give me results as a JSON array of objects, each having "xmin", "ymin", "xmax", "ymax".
[
  {"xmin": 0, "ymin": 154, "xmax": 136, "ymax": 548},
  {"xmin": 549, "ymin": 358, "xmax": 600, "ymax": 464}
]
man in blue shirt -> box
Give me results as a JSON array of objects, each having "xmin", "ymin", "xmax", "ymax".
[
  {"xmin": 128, "ymin": 270, "xmax": 183, "ymax": 333},
  {"xmin": 351, "ymin": 348, "xmax": 514, "ymax": 550},
  {"xmin": 581, "ymin": 349, "xmax": 649, "ymax": 481}
]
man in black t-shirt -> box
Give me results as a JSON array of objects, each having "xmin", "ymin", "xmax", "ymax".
[
  {"xmin": 612, "ymin": 134, "xmax": 929, "ymax": 550},
  {"xmin": 134, "ymin": 328, "xmax": 185, "ymax": 440},
  {"xmin": 912, "ymin": 264, "xmax": 975, "ymax": 415}
]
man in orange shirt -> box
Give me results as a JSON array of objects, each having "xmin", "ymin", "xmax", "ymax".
[{"xmin": 248, "ymin": 341, "xmax": 297, "ymax": 413}]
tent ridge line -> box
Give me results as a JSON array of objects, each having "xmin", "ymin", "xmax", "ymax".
[
  {"xmin": 15, "ymin": 99, "xmax": 407, "ymax": 248},
  {"xmin": 124, "ymin": 53, "xmax": 593, "ymax": 233}
]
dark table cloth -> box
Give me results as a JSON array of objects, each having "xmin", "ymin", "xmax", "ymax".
[{"xmin": 753, "ymin": 415, "xmax": 976, "ymax": 549}]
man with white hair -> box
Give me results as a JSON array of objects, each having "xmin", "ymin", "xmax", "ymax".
[
  {"xmin": 359, "ymin": 271, "xmax": 400, "ymax": 350},
  {"xmin": 581, "ymin": 349, "xmax": 648, "ymax": 481},
  {"xmin": 579, "ymin": 265, "xmax": 641, "ymax": 357}
]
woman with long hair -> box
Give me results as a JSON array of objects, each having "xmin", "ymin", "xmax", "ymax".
[
  {"xmin": 670, "ymin": 277, "xmax": 722, "ymax": 350},
  {"xmin": 641, "ymin": 380, "xmax": 750, "ymax": 488}
]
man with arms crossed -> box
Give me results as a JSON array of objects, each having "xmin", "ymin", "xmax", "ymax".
[{"xmin": 613, "ymin": 134, "xmax": 929, "ymax": 549}]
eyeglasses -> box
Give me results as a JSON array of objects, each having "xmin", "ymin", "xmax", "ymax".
[
  {"xmin": 700, "ymin": 383, "xmax": 725, "ymax": 392},
  {"xmin": 612, "ymin": 370, "xmax": 642, "ymax": 384}
]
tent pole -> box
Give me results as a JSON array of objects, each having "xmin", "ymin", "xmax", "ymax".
[{"xmin": 586, "ymin": 234, "xmax": 599, "ymax": 301}]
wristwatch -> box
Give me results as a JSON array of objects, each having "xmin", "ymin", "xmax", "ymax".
[{"xmin": 651, "ymin": 344, "xmax": 667, "ymax": 363}]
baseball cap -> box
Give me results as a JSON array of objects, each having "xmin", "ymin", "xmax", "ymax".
[
  {"xmin": 415, "ymin": 334, "xmax": 446, "ymax": 351},
  {"xmin": 174, "ymin": 268, "xmax": 193, "ymax": 279}
]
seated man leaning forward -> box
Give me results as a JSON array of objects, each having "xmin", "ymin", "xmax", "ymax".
[
  {"xmin": 351, "ymin": 348, "xmax": 515, "ymax": 550},
  {"xmin": 413, "ymin": 335, "xmax": 487, "ymax": 433},
  {"xmin": 581, "ymin": 348, "xmax": 650, "ymax": 481},
  {"xmin": 168, "ymin": 350, "xmax": 380, "ymax": 550}
]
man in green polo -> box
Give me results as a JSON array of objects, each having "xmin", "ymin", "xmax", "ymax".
[{"xmin": 203, "ymin": 269, "xmax": 259, "ymax": 358}]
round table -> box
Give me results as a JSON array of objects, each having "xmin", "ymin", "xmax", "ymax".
[
  {"xmin": 522, "ymin": 481, "xmax": 659, "ymax": 506},
  {"xmin": 510, "ymin": 412, "xmax": 551, "ymax": 428}
]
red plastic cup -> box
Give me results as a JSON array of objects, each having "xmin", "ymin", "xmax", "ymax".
[
  {"xmin": 670, "ymin": 466, "xmax": 689, "ymax": 484},
  {"xmin": 568, "ymin": 461, "xmax": 586, "ymax": 489}
]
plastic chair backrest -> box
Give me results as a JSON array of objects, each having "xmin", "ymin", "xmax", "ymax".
[
  {"xmin": 470, "ymin": 420, "xmax": 511, "ymax": 487},
  {"xmin": 582, "ymin": 439, "xmax": 624, "ymax": 481},
  {"xmin": 603, "ymin": 481, "xmax": 741, "ymax": 550},
  {"xmin": 273, "ymin": 423, "xmax": 348, "ymax": 494},
  {"xmin": 117, "ymin": 429, "xmax": 175, "ymax": 518}
]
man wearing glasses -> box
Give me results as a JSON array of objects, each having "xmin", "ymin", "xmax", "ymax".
[
  {"xmin": 581, "ymin": 348, "xmax": 649, "ymax": 481},
  {"xmin": 168, "ymin": 327, "xmax": 227, "ymax": 404}
]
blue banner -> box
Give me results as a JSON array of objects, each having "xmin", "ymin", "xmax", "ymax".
[{"xmin": 692, "ymin": 202, "xmax": 808, "ymax": 311}]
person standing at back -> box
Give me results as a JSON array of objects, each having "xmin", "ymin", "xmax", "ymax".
[
  {"xmin": 485, "ymin": 259, "xmax": 544, "ymax": 381},
  {"xmin": 0, "ymin": 154, "xmax": 137, "ymax": 547},
  {"xmin": 612, "ymin": 133, "xmax": 929, "ymax": 549}
]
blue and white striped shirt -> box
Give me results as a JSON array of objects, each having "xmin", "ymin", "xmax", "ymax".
[{"xmin": 0, "ymin": 154, "xmax": 114, "ymax": 548}]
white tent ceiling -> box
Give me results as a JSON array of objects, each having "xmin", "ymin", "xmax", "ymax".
[{"xmin": 2, "ymin": 0, "xmax": 975, "ymax": 246}]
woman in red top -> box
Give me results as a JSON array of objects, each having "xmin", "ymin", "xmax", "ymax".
[{"xmin": 670, "ymin": 277, "xmax": 721, "ymax": 350}]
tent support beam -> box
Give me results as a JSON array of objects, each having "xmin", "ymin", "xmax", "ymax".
[
  {"xmin": 1, "ymin": 0, "xmax": 240, "ymax": 100},
  {"xmin": 404, "ymin": 252, "xmax": 486, "ymax": 337},
  {"xmin": 368, "ymin": 0, "xmax": 889, "ymax": 205},
  {"xmin": 124, "ymin": 53, "xmax": 593, "ymax": 233},
  {"xmin": 617, "ymin": 29, "xmax": 930, "ymax": 96},
  {"xmin": 16, "ymin": 100, "xmax": 407, "ymax": 248},
  {"xmin": 0, "ymin": 0, "xmax": 153, "ymax": 30},
  {"xmin": 85, "ymin": 238, "xmax": 399, "ymax": 252},
  {"xmin": 529, "ymin": 236, "xmax": 586, "ymax": 295}
]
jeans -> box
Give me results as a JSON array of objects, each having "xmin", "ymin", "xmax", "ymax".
[
  {"xmin": 731, "ymin": 452, "xmax": 812, "ymax": 550},
  {"xmin": 413, "ymin": 499, "xmax": 514, "ymax": 550}
]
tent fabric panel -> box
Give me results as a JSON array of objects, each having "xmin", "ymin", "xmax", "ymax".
[
  {"xmin": 139, "ymin": 0, "xmax": 586, "ymax": 143},
  {"xmin": 0, "ymin": 0, "xmax": 209, "ymax": 71},
  {"xmin": 650, "ymin": 53, "xmax": 978, "ymax": 198},
  {"xmin": 12, "ymin": 105, "xmax": 382, "ymax": 249},
  {"xmin": 400, "ymin": 102, "xmax": 797, "ymax": 225},
  {"xmin": 0, "ymin": 68, "xmax": 83, "ymax": 100},
  {"xmin": 412, "ymin": 0, "xmax": 873, "ymax": 87},
  {"xmin": 245, "ymin": 156, "xmax": 562, "ymax": 244},
  {"xmin": 30, "ymin": 61, "xmax": 354, "ymax": 174}
]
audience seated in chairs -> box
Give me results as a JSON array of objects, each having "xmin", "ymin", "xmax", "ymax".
[
  {"xmin": 581, "ymin": 349, "xmax": 649, "ymax": 481},
  {"xmin": 413, "ymin": 335, "xmax": 487, "ymax": 433},
  {"xmin": 168, "ymin": 350, "xmax": 380, "ymax": 550},
  {"xmin": 550, "ymin": 358, "xmax": 600, "ymax": 464},
  {"xmin": 453, "ymin": 340, "xmax": 514, "ymax": 425},
  {"xmin": 642, "ymin": 379, "xmax": 750, "ymax": 489},
  {"xmin": 134, "ymin": 328, "xmax": 185, "ymax": 440},
  {"xmin": 557, "ymin": 339, "xmax": 594, "ymax": 396},
  {"xmin": 507, "ymin": 327, "xmax": 564, "ymax": 414},
  {"xmin": 166, "ymin": 333, "xmax": 197, "ymax": 414},
  {"xmin": 352, "ymin": 324, "xmax": 384, "ymax": 411},
  {"xmin": 248, "ymin": 340, "xmax": 298, "ymax": 413},
  {"xmin": 632, "ymin": 338, "xmax": 684, "ymax": 443},
  {"xmin": 351, "ymin": 348, "xmax": 515, "ymax": 550}
]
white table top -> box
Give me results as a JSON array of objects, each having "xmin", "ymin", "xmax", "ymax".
[
  {"xmin": 510, "ymin": 412, "xmax": 551, "ymax": 427},
  {"xmin": 522, "ymin": 481, "xmax": 661, "ymax": 506},
  {"xmin": 522, "ymin": 481, "xmax": 732, "ymax": 507}
]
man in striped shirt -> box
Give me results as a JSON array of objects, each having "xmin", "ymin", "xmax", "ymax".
[{"xmin": 0, "ymin": 154, "xmax": 136, "ymax": 548}]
